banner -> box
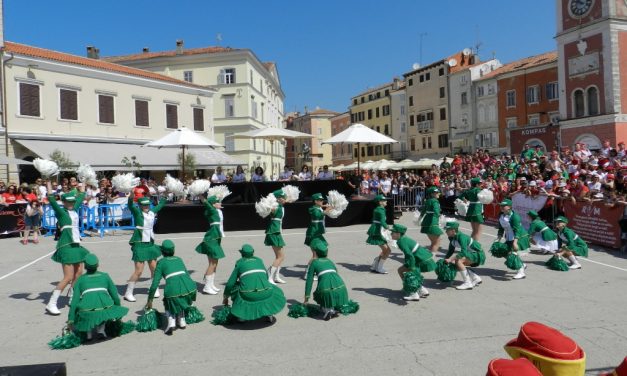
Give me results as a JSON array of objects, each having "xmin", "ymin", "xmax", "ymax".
[
  {"xmin": 562, "ymin": 200, "xmax": 622, "ymax": 249},
  {"xmin": 511, "ymin": 193, "xmax": 548, "ymax": 229},
  {"xmin": 484, "ymin": 203, "xmax": 501, "ymax": 225},
  {"xmin": 0, "ymin": 203, "xmax": 27, "ymax": 235}
]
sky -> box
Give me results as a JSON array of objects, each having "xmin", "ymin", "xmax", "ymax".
[{"xmin": 4, "ymin": 0, "xmax": 557, "ymax": 114}]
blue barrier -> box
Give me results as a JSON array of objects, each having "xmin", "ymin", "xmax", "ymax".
[{"xmin": 42, "ymin": 203, "xmax": 135, "ymax": 238}]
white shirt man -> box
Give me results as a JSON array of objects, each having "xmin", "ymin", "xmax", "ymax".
[
  {"xmin": 279, "ymin": 167, "xmax": 293, "ymax": 181},
  {"xmin": 211, "ymin": 167, "xmax": 227, "ymax": 184},
  {"xmin": 379, "ymin": 175, "xmax": 392, "ymax": 195},
  {"xmin": 316, "ymin": 166, "xmax": 334, "ymax": 180}
]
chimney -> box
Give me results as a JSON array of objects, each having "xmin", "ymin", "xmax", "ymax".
[
  {"xmin": 86, "ymin": 46, "xmax": 99, "ymax": 59},
  {"xmin": 176, "ymin": 39, "xmax": 184, "ymax": 55},
  {"xmin": 142, "ymin": 47, "xmax": 150, "ymax": 53}
]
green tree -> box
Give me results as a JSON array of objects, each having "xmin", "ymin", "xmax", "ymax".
[
  {"xmin": 121, "ymin": 155, "xmax": 142, "ymax": 174},
  {"xmin": 48, "ymin": 149, "xmax": 74, "ymax": 170},
  {"xmin": 177, "ymin": 151, "xmax": 196, "ymax": 177}
]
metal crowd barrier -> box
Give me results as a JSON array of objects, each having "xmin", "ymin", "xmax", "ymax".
[
  {"xmin": 391, "ymin": 187, "xmax": 426, "ymax": 212},
  {"xmin": 42, "ymin": 203, "xmax": 135, "ymax": 238}
]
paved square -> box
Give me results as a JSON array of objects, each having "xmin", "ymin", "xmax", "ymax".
[{"xmin": 1, "ymin": 213, "xmax": 626, "ymax": 375}]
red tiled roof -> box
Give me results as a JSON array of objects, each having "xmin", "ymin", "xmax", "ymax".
[
  {"xmin": 4, "ymin": 41, "xmax": 207, "ymax": 89},
  {"xmin": 263, "ymin": 62, "xmax": 276, "ymax": 71},
  {"xmin": 479, "ymin": 51, "xmax": 557, "ymax": 80},
  {"xmin": 308, "ymin": 108, "xmax": 339, "ymax": 116},
  {"xmin": 105, "ymin": 46, "xmax": 238, "ymax": 63},
  {"xmin": 445, "ymin": 51, "xmax": 483, "ymax": 74}
]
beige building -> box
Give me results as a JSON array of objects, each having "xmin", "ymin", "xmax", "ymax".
[
  {"xmin": 288, "ymin": 108, "xmax": 337, "ymax": 174},
  {"xmin": 0, "ymin": 41, "xmax": 232, "ymax": 183},
  {"xmin": 348, "ymin": 83, "xmax": 393, "ymax": 161},
  {"xmin": 106, "ymin": 40, "xmax": 285, "ymax": 176},
  {"xmin": 329, "ymin": 112, "xmax": 352, "ymax": 166}
]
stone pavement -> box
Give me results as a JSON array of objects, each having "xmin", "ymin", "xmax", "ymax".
[{"xmin": 1, "ymin": 213, "xmax": 626, "ymax": 375}]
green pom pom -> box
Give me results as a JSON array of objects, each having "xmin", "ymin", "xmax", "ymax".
[
  {"xmin": 504, "ymin": 253, "xmax": 524, "ymax": 270},
  {"xmin": 287, "ymin": 303, "xmax": 308, "ymax": 318},
  {"xmin": 490, "ymin": 241, "xmax": 509, "ymax": 258},
  {"xmin": 402, "ymin": 270, "xmax": 423, "ymax": 294},
  {"xmin": 419, "ymin": 259, "xmax": 436, "ymax": 273},
  {"xmin": 136, "ymin": 309, "xmax": 161, "ymax": 332},
  {"xmin": 211, "ymin": 306, "xmax": 233, "ymax": 326},
  {"xmin": 435, "ymin": 259, "xmax": 457, "ymax": 282},
  {"xmin": 48, "ymin": 331, "xmax": 82, "ymax": 350},
  {"xmin": 185, "ymin": 306, "xmax": 205, "ymax": 324},
  {"xmin": 546, "ymin": 255, "xmax": 569, "ymax": 271},
  {"xmin": 105, "ymin": 320, "xmax": 136, "ymax": 337},
  {"xmin": 338, "ymin": 300, "xmax": 359, "ymax": 315}
]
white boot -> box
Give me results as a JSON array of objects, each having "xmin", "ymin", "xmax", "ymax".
[
  {"xmin": 374, "ymin": 258, "xmax": 388, "ymax": 274},
  {"xmin": 268, "ymin": 267, "xmax": 277, "ymax": 285},
  {"xmin": 209, "ymin": 273, "xmax": 221, "ymax": 292},
  {"xmin": 96, "ymin": 323, "xmax": 107, "ymax": 339},
  {"xmin": 419, "ymin": 285, "xmax": 430, "ymax": 297},
  {"xmin": 150, "ymin": 280, "xmax": 160, "ymax": 298},
  {"xmin": 370, "ymin": 256, "xmax": 380, "ymax": 271},
  {"xmin": 274, "ymin": 267, "xmax": 286, "ymax": 284},
  {"xmin": 456, "ymin": 270, "xmax": 474, "ymax": 290},
  {"xmin": 513, "ymin": 264, "xmax": 526, "ymax": 279},
  {"xmin": 468, "ymin": 269, "xmax": 482, "ymax": 286},
  {"xmin": 68, "ymin": 286, "xmax": 73, "ymax": 298},
  {"xmin": 45, "ymin": 289, "xmax": 62, "ymax": 315},
  {"xmin": 164, "ymin": 311, "xmax": 176, "ymax": 335},
  {"xmin": 202, "ymin": 275, "xmax": 218, "ymax": 295},
  {"xmin": 568, "ymin": 255, "xmax": 582, "ymax": 269},
  {"xmin": 177, "ymin": 313, "xmax": 187, "ymax": 329},
  {"xmin": 124, "ymin": 282, "xmax": 136, "ymax": 302},
  {"xmin": 403, "ymin": 292, "xmax": 421, "ymax": 301}
]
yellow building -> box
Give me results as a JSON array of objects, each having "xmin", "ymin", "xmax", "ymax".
[
  {"xmin": 348, "ymin": 83, "xmax": 393, "ymax": 161},
  {"xmin": 288, "ymin": 108, "xmax": 337, "ymax": 174}
]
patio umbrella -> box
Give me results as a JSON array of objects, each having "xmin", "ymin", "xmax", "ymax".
[
  {"xmin": 322, "ymin": 123, "xmax": 398, "ymax": 172},
  {"xmin": 371, "ymin": 159, "xmax": 397, "ymax": 171},
  {"xmin": 144, "ymin": 127, "xmax": 223, "ymax": 179},
  {"xmin": 232, "ymin": 127, "xmax": 313, "ymax": 178}
]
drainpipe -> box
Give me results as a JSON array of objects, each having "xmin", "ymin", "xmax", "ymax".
[{"xmin": 1, "ymin": 49, "xmax": 13, "ymax": 182}]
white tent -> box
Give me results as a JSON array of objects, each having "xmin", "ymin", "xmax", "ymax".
[{"xmin": 371, "ymin": 159, "xmax": 397, "ymax": 171}]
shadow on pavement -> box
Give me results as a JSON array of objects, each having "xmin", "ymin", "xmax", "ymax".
[
  {"xmin": 472, "ymin": 266, "xmax": 511, "ymax": 281},
  {"xmin": 352, "ymin": 287, "xmax": 408, "ymax": 306},
  {"xmin": 337, "ymin": 262, "xmax": 372, "ymax": 273}
]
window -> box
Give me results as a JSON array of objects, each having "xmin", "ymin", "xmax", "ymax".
[
  {"xmin": 409, "ymin": 96, "xmax": 413, "ymax": 106},
  {"xmin": 587, "ymin": 87, "xmax": 599, "ymax": 116},
  {"xmin": 354, "ymin": 148, "xmax": 358, "ymax": 158},
  {"xmin": 400, "ymin": 105, "xmax": 405, "ymax": 115},
  {"xmin": 193, "ymin": 108, "xmax": 204, "ymax": 131},
  {"xmin": 224, "ymin": 95, "xmax": 235, "ymax": 117},
  {"xmin": 488, "ymin": 104, "xmax": 496, "ymax": 121},
  {"xmin": 439, "ymin": 108, "xmax": 446, "ymax": 120},
  {"xmin": 368, "ymin": 109, "xmax": 372, "ymax": 119},
  {"xmin": 376, "ymin": 92, "xmax": 381, "ymax": 99},
  {"xmin": 427, "ymin": 112, "xmax": 433, "ymax": 121},
  {"xmin": 219, "ymin": 68, "xmax": 236, "ymax": 84},
  {"xmin": 382, "ymin": 105, "xmax": 390, "ymax": 116},
  {"xmin": 439, "ymin": 87, "xmax": 445, "ymax": 98},
  {"xmin": 376, "ymin": 126, "xmax": 380, "ymax": 133},
  {"xmin": 477, "ymin": 86, "xmax": 485, "ymax": 97},
  {"xmin": 408, "ymin": 78, "xmax": 413, "ymax": 86},
  {"xmin": 400, "ymin": 122, "xmax": 406, "ymax": 133},
  {"xmin": 461, "ymin": 92, "xmax": 468, "ymax": 105},
  {"xmin": 375, "ymin": 145, "xmax": 382, "ymax": 155},
  {"xmin": 367, "ymin": 146, "xmax": 373, "ymax": 156},
  {"xmin": 384, "ymin": 144, "xmax": 390, "ymax": 154},
  {"xmin": 166, "ymin": 104, "xmax": 178, "ymax": 129},
  {"xmin": 528, "ymin": 114, "xmax": 540, "ymax": 126},
  {"xmin": 422, "ymin": 137, "xmax": 426, "ymax": 149},
  {"xmin": 353, "ymin": 99, "xmax": 358, "ymax": 105},
  {"xmin": 134, "ymin": 100, "xmax": 149, "ymax": 127},
  {"xmin": 427, "ymin": 136, "xmax": 432, "ymax": 149},
  {"xmin": 59, "ymin": 89, "xmax": 78, "ymax": 121},
  {"xmin": 361, "ymin": 97, "xmax": 365, "ymax": 103},
  {"xmin": 527, "ymin": 85, "xmax": 539, "ymax": 104},
  {"xmin": 361, "ymin": 147, "xmax": 365, "ymax": 157},
  {"xmin": 350, "ymin": 113, "xmax": 355, "ymax": 123},
  {"xmin": 439, "ymin": 67, "xmax": 445, "ymax": 76},
  {"xmin": 506, "ymin": 90, "xmax": 516, "ymax": 107},
  {"xmin": 410, "ymin": 138, "xmax": 416, "ymax": 151},
  {"xmin": 385, "ymin": 89, "xmax": 389, "ymax": 96},
  {"xmin": 478, "ymin": 105, "xmax": 486, "ymax": 122},
  {"xmin": 19, "ymin": 82, "xmax": 41, "ymax": 117},
  {"xmin": 98, "ymin": 95, "xmax": 115, "ymax": 124},
  {"xmin": 251, "ymin": 96, "xmax": 257, "ymax": 119},
  {"xmin": 420, "ymin": 75, "xmax": 424, "ymax": 83},
  {"xmin": 183, "ymin": 70, "xmax": 193, "ymax": 83},
  {"xmin": 225, "ymin": 132, "xmax": 234, "ymax": 151},
  {"xmin": 384, "ymin": 124, "xmax": 389, "ymax": 135},
  {"xmin": 438, "ymin": 134, "xmax": 448, "ymax": 148},
  {"xmin": 409, "ymin": 115, "xmax": 415, "ymax": 126},
  {"xmin": 375, "ymin": 107, "xmax": 380, "ymax": 118},
  {"xmin": 506, "ymin": 117, "xmax": 517, "ymax": 128},
  {"xmin": 574, "ymin": 89, "xmax": 585, "ymax": 117},
  {"xmin": 546, "ymin": 82, "xmax": 558, "ymax": 100},
  {"xmin": 487, "ymin": 84, "xmax": 495, "ymax": 95},
  {"xmin": 425, "ymin": 72, "xmax": 431, "ymax": 81}
]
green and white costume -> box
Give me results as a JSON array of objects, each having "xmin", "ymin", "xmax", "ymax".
[
  {"xmin": 49, "ymin": 192, "xmax": 89, "ymax": 265},
  {"xmin": 445, "ymin": 231, "xmax": 486, "ymax": 267},
  {"xmin": 148, "ymin": 256, "xmax": 197, "ymax": 316},
  {"xmin": 305, "ymin": 257, "xmax": 348, "ymax": 309},
  {"xmin": 264, "ymin": 203, "xmax": 285, "ymax": 247},
  {"xmin": 366, "ymin": 206, "xmax": 388, "ymax": 245},
  {"xmin": 420, "ymin": 198, "xmax": 443, "ymax": 236},
  {"xmin": 557, "ymin": 227, "xmax": 588, "ymax": 257},
  {"xmin": 195, "ymin": 200, "xmax": 226, "ymax": 259},
  {"xmin": 528, "ymin": 218, "xmax": 558, "ymax": 253},
  {"xmin": 459, "ymin": 187, "xmax": 484, "ymax": 224},
  {"xmin": 498, "ymin": 211, "xmax": 531, "ymax": 253},
  {"xmin": 397, "ymin": 235, "xmax": 436, "ymax": 272},
  {"xmin": 305, "ymin": 205, "xmax": 326, "ymax": 246},
  {"xmin": 128, "ymin": 196, "xmax": 167, "ymax": 262}
]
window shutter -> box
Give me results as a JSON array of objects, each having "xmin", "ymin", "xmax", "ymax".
[
  {"xmin": 193, "ymin": 108, "xmax": 204, "ymax": 131},
  {"xmin": 98, "ymin": 95, "xmax": 114, "ymax": 124},
  {"xmin": 60, "ymin": 89, "xmax": 78, "ymax": 120},
  {"xmin": 135, "ymin": 100, "xmax": 149, "ymax": 127},
  {"xmin": 20, "ymin": 83, "xmax": 40, "ymax": 117},
  {"xmin": 218, "ymin": 70, "xmax": 225, "ymax": 84},
  {"xmin": 166, "ymin": 104, "xmax": 178, "ymax": 129}
]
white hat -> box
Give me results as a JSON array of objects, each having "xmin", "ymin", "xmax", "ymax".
[
  {"xmin": 594, "ymin": 193, "xmax": 604, "ymax": 198},
  {"xmin": 520, "ymin": 177, "xmax": 527, "ymax": 181},
  {"xmin": 558, "ymin": 182, "xmax": 567, "ymax": 187},
  {"xmin": 529, "ymin": 180, "xmax": 537, "ymax": 186}
]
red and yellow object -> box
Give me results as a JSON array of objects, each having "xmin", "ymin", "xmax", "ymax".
[
  {"xmin": 486, "ymin": 358, "xmax": 542, "ymax": 376},
  {"xmin": 600, "ymin": 356, "xmax": 627, "ymax": 376}
]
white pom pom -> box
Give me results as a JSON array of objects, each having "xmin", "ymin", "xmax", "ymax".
[
  {"xmin": 440, "ymin": 216, "xmax": 456, "ymax": 228},
  {"xmin": 33, "ymin": 158, "xmax": 59, "ymax": 178},
  {"xmin": 412, "ymin": 210, "xmax": 422, "ymax": 225},
  {"xmin": 282, "ymin": 185, "xmax": 300, "ymax": 203},
  {"xmin": 207, "ymin": 185, "xmax": 232, "ymax": 202},
  {"xmin": 188, "ymin": 179, "xmax": 211, "ymax": 197},
  {"xmin": 326, "ymin": 190, "xmax": 348, "ymax": 218},
  {"xmin": 255, "ymin": 193, "xmax": 278, "ymax": 218},
  {"xmin": 76, "ymin": 164, "xmax": 97, "ymax": 187},
  {"xmin": 164, "ymin": 174, "xmax": 185, "ymax": 197},
  {"xmin": 157, "ymin": 186, "xmax": 166, "ymax": 193},
  {"xmin": 111, "ymin": 173, "xmax": 139, "ymax": 193},
  {"xmin": 381, "ymin": 228, "xmax": 393, "ymax": 243},
  {"xmin": 454, "ymin": 199, "xmax": 469, "ymax": 216},
  {"xmin": 478, "ymin": 189, "xmax": 494, "ymax": 205}
]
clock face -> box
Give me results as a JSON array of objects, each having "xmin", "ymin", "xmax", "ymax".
[{"xmin": 569, "ymin": 0, "xmax": 593, "ymax": 17}]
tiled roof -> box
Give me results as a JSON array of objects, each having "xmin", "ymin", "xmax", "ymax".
[
  {"xmin": 307, "ymin": 108, "xmax": 340, "ymax": 116},
  {"xmin": 479, "ymin": 51, "xmax": 557, "ymax": 80},
  {"xmin": 445, "ymin": 51, "xmax": 483, "ymax": 74},
  {"xmin": 105, "ymin": 46, "xmax": 238, "ymax": 63},
  {"xmin": 4, "ymin": 41, "xmax": 207, "ymax": 89},
  {"xmin": 263, "ymin": 62, "xmax": 276, "ymax": 71}
]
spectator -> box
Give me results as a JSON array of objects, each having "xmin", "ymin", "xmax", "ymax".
[
  {"xmin": 379, "ymin": 171, "xmax": 392, "ymax": 196},
  {"xmin": 298, "ymin": 165, "xmax": 312, "ymax": 181},
  {"xmin": 231, "ymin": 165, "xmax": 247, "ymax": 183},
  {"xmin": 316, "ymin": 165, "xmax": 334, "ymax": 180},
  {"xmin": 211, "ymin": 166, "xmax": 227, "ymax": 184},
  {"xmin": 278, "ymin": 166, "xmax": 293, "ymax": 181},
  {"xmin": 347, "ymin": 168, "xmax": 362, "ymax": 194},
  {"xmin": 22, "ymin": 199, "xmax": 43, "ymax": 245},
  {"xmin": 251, "ymin": 166, "xmax": 267, "ymax": 182}
]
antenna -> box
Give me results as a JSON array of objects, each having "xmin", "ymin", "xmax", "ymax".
[
  {"xmin": 412, "ymin": 63, "xmax": 421, "ymax": 70},
  {"xmin": 448, "ymin": 58, "xmax": 458, "ymax": 67},
  {"xmin": 418, "ymin": 32, "xmax": 428, "ymax": 66},
  {"xmin": 216, "ymin": 33, "xmax": 223, "ymax": 45},
  {"xmin": 462, "ymin": 48, "xmax": 472, "ymax": 56},
  {"xmin": 474, "ymin": 25, "xmax": 482, "ymax": 57}
]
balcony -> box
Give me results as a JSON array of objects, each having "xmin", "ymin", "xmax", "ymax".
[{"xmin": 417, "ymin": 121, "xmax": 432, "ymax": 132}]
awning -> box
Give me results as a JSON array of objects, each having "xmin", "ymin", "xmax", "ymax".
[
  {"xmin": 0, "ymin": 155, "xmax": 33, "ymax": 165},
  {"xmin": 14, "ymin": 139, "xmax": 243, "ymax": 171}
]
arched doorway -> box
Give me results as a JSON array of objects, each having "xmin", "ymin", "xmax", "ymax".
[
  {"xmin": 525, "ymin": 138, "xmax": 547, "ymax": 153},
  {"xmin": 574, "ymin": 134, "xmax": 602, "ymax": 151},
  {"xmin": 18, "ymin": 156, "xmax": 39, "ymax": 184}
]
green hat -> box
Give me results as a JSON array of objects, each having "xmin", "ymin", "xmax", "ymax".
[
  {"xmin": 471, "ymin": 177, "xmax": 481, "ymax": 185},
  {"xmin": 527, "ymin": 210, "xmax": 539, "ymax": 219},
  {"xmin": 373, "ymin": 194, "xmax": 386, "ymax": 202},
  {"xmin": 207, "ymin": 195, "xmax": 219, "ymax": 204},
  {"xmin": 239, "ymin": 244, "xmax": 255, "ymax": 257},
  {"xmin": 310, "ymin": 238, "xmax": 328, "ymax": 257},
  {"xmin": 311, "ymin": 193, "xmax": 324, "ymax": 201},
  {"xmin": 160, "ymin": 239, "xmax": 175, "ymax": 256},
  {"xmin": 500, "ymin": 199, "xmax": 513, "ymax": 206},
  {"xmin": 555, "ymin": 216, "xmax": 568, "ymax": 224},
  {"xmin": 273, "ymin": 189, "xmax": 286, "ymax": 199},
  {"xmin": 426, "ymin": 186, "xmax": 439, "ymax": 195},
  {"xmin": 61, "ymin": 193, "xmax": 76, "ymax": 202},
  {"xmin": 391, "ymin": 224, "xmax": 407, "ymax": 235},
  {"xmin": 84, "ymin": 253, "xmax": 99, "ymax": 270},
  {"xmin": 443, "ymin": 221, "xmax": 459, "ymax": 230},
  {"xmin": 138, "ymin": 197, "xmax": 151, "ymax": 206}
]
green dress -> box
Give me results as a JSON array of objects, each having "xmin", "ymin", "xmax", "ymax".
[
  {"xmin": 68, "ymin": 271, "xmax": 129, "ymax": 332},
  {"xmin": 128, "ymin": 196, "xmax": 167, "ymax": 262},
  {"xmin": 304, "ymin": 206, "xmax": 326, "ymax": 246},
  {"xmin": 195, "ymin": 201, "xmax": 226, "ymax": 259},
  {"xmin": 445, "ymin": 232, "xmax": 486, "ymax": 267},
  {"xmin": 264, "ymin": 204, "xmax": 286, "ymax": 247},
  {"xmin": 396, "ymin": 235, "xmax": 436, "ymax": 272},
  {"xmin": 224, "ymin": 256, "xmax": 286, "ymax": 320},
  {"xmin": 305, "ymin": 258, "xmax": 349, "ymax": 309},
  {"xmin": 459, "ymin": 187, "xmax": 484, "ymax": 223},
  {"xmin": 557, "ymin": 227, "xmax": 588, "ymax": 257},
  {"xmin": 148, "ymin": 256, "xmax": 197, "ymax": 315},
  {"xmin": 528, "ymin": 218, "xmax": 558, "ymax": 252},
  {"xmin": 498, "ymin": 211, "xmax": 531, "ymax": 252},
  {"xmin": 366, "ymin": 206, "xmax": 388, "ymax": 245},
  {"xmin": 420, "ymin": 198, "xmax": 443, "ymax": 236},
  {"xmin": 49, "ymin": 193, "xmax": 90, "ymax": 264}
]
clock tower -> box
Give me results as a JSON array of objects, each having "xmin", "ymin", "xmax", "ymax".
[{"xmin": 556, "ymin": 0, "xmax": 627, "ymax": 149}]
